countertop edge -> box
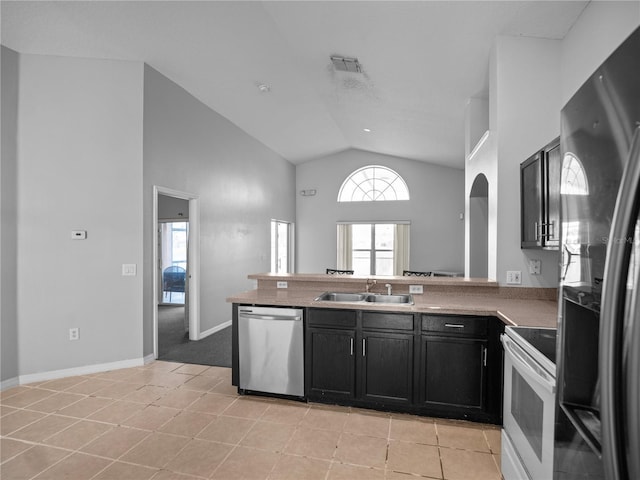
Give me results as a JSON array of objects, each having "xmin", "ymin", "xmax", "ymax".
[{"xmin": 226, "ymin": 289, "xmax": 557, "ymax": 328}]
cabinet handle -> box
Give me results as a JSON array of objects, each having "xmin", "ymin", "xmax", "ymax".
[
  {"xmin": 535, "ymin": 221, "xmax": 541, "ymax": 241},
  {"xmin": 362, "ymin": 338, "xmax": 366, "ymax": 356},
  {"xmin": 444, "ymin": 323, "xmax": 465, "ymax": 329},
  {"xmin": 483, "ymin": 347, "xmax": 488, "ymax": 367},
  {"xmin": 548, "ymin": 221, "xmax": 555, "ymax": 239},
  {"xmin": 350, "ymin": 338, "xmax": 354, "ymax": 356}
]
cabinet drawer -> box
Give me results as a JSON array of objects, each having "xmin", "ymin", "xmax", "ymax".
[
  {"xmin": 307, "ymin": 308, "xmax": 357, "ymax": 328},
  {"xmin": 422, "ymin": 315, "xmax": 487, "ymax": 337},
  {"xmin": 362, "ymin": 312, "xmax": 414, "ymax": 331}
]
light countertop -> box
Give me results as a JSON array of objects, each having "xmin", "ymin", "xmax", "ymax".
[{"xmin": 227, "ymin": 288, "xmax": 558, "ymax": 328}]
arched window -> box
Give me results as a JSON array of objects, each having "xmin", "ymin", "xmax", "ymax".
[{"xmin": 337, "ymin": 165, "xmax": 410, "ymax": 202}]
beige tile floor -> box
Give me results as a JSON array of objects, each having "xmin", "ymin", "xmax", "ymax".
[{"xmin": 1, "ymin": 361, "xmax": 502, "ymax": 480}]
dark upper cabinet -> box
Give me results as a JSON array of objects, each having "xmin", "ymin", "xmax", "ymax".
[
  {"xmin": 520, "ymin": 137, "xmax": 560, "ymax": 249},
  {"xmin": 543, "ymin": 140, "xmax": 561, "ymax": 248},
  {"xmin": 521, "ymin": 151, "xmax": 543, "ymax": 248}
]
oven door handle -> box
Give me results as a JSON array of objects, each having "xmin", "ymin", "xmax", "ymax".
[{"xmin": 501, "ymin": 334, "xmax": 556, "ymax": 394}]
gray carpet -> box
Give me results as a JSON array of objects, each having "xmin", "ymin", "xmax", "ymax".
[{"xmin": 158, "ymin": 305, "xmax": 232, "ymax": 367}]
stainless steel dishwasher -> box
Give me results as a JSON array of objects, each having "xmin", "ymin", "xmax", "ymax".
[{"xmin": 238, "ymin": 306, "xmax": 304, "ymax": 397}]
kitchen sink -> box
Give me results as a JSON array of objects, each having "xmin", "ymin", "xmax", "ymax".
[
  {"xmin": 365, "ymin": 294, "xmax": 413, "ymax": 304},
  {"xmin": 315, "ymin": 292, "xmax": 368, "ymax": 302},
  {"xmin": 315, "ymin": 292, "xmax": 414, "ymax": 305}
]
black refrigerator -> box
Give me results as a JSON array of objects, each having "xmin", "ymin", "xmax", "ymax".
[{"xmin": 554, "ymin": 26, "xmax": 640, "ymax": 480}]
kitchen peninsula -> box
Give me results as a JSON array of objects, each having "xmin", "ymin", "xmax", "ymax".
[
  {"xmin": 227, "ymin": 273, "xmax": 558, "ymax": 328},
  {"xmin": 227, "ymin": 273, "xmax": 558, "ymax": 424}
]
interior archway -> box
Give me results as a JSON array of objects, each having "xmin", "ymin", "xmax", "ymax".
[{"xmin": 469, "ymin": 174, "xmax": 489, "ymax": 278}]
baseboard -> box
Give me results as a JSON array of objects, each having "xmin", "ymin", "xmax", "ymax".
[
  {"xmin": 199, "ymin": 320, "xmax": 232, "ymax": 340},
  {"xmin": 1, "ymin": 376, "xmax": 19, "ymax": 391},
  {"xmin": 143, "ymin": 353, "xmax": 156, "ymax": 365},
  {"xmin": 18, "ymin": 357, "xmax": 147, "ymax": 386}
]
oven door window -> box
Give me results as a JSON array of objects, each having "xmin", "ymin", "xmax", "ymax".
[{"xmin": 512, "ymin": 368, "xmax": 544, "ymax": 460}]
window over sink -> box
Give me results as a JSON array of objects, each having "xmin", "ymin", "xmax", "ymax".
[{"xmin": 337, "ymin": 222, "xmax": 409, "ymax": 275}]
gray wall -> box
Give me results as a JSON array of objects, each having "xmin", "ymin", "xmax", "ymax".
[
  {"xmin": 296, "ymin": 149, "xmax": 465, "ymax": 273},
  {"xmin": 1, "ymin": 46, "xmax": 20, "ymax": 385},
  {"xmin": 143, "ymin": 65, "xmax": 296, "ymax": 352},
  {"xmin": 15, "ymin": 53, "xmax": 145, "ymax": 376}
]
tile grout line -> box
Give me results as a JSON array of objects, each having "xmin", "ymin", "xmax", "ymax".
[
  {"xmin": 207, "ymin": 396, "xmax": 268, "ymax": 480},
  {"xmin": 4, "ymin": 364, "xmax": 501, "ymax": 480}
]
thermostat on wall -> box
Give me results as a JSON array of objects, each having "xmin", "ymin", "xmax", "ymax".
[{"xmin": 71, "ymin": 230, "xmax": 87, "ymax": 240}]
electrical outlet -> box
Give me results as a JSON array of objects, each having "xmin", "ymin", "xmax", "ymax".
[
  {"xmin": 529, "ymin": 259, "xmax": 541, "ymax": 275},
  {"xmin": 506, "ymin": 271, "xmax": 522, "ymax": 285},
  {"xmin": 69, "ymin": 328, "xmax": 79, "ymax": 341},
  {"xmin": 276, "ymin": 281, "xmax": 288, "ymax": 289},
  {"xmin": 409, "ymin": 285, "xmax": 424, "ymax": 294}
]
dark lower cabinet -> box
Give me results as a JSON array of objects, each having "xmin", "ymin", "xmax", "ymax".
[
  {"xmin": 305, "ymin": 308, "xmax": 504, "ymax": 424},
  {"xmin": 360, "ymin": 331, "xmax": 413, "ymax": 405},
  {"xmin": 420, "ymin": 335, "xmax": 486, "ymax": 410},
  {"xmin": 306, "ymin": 308, "xmax": 416, "ymax": 408},
  {"xmin": 307, "ymin": 327, "xmax": 355, "ymax": 400}
]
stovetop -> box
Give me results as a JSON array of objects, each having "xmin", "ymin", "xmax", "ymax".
[{"xmin": 506, "ymin": 326, "xmax": 557, "ymax": 376}]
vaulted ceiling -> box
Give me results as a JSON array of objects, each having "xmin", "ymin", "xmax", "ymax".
[{"xmin": 1, "ymin": 1, "xmax": 588, "ymax": 168}]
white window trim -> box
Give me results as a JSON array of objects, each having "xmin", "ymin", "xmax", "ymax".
[
  {"xmin": 337, "ymin": 221, "xmax": 410, "ymax": 275},
  {"xmin": 337, "ymin": 165, "xmax": 410, "ymax": 202}
]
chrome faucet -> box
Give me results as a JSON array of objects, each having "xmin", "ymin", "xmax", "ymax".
[
  {"xmin": 366, "ymin": 279, "xmax": 377, "ymax": 293},
  {"xmin": 385, "ymin": 283, "xmax": 392, "ymax": 295}
]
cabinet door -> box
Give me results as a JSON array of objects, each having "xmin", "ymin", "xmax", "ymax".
[
  {"xmin": 360, "ymin": 331, "xmax": 414, "ymax": 405},
  {"xmin": 543, "ymin": 139, "xmax": 561, "ymax": 248},
  {"xmin": 521, "ymin": 152, "xmax": 543, "ymax": 248},
  {"xmin": 420, "ymin": 335, "xmax": 487, "ymax": 410},
  {"xmin": 307, "ymin": 328, "xmax": 356, "ymax": 400}
]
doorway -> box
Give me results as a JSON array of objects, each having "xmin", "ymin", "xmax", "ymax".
[
  {"xmin": 153, "ymin": 186, "xmax": 200, "ymax": 360},
  {"xmin": 469, "ymin": 174, "xmax": 489, "ymax": 278},
  {"xmin": 159, "ymin": 219, "xmax": 188, "ymax": 305}
]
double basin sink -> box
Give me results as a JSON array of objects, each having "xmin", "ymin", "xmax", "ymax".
[{"xmin": 315, "ymin": 292, "xmax": 414, "ymax": 305}]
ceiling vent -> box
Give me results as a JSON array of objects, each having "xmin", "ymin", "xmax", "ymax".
[{"xmin": 331, "ymin": 55, "xmax": 362, "ymax": 73}]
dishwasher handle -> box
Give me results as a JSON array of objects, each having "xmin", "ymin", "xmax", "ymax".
[{"xmin": 239, "ymin": 312, "xmax": 302, "ymax": 321}]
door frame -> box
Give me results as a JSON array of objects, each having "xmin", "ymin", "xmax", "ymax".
[{"xmin": 153, "ymin": 185, "xmax": 201, "ymax": 359}]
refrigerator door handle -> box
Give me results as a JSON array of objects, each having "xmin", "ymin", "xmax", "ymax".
[{"xmin": 600, "ymin": 125, "xmax": 640, "ymax": 480}]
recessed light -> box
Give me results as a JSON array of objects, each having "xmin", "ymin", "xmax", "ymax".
[
  {"xmin": 363, "ymin": 128, "xmax": 371, "ymax": 133},
  {"xmin": 257, "ymin": 83, "xmax": 271, "ymax": 93}
]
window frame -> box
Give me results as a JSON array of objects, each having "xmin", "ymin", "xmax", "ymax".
[
  {"xmin": 337, "ymin": 165, "xmax": 410, "ymax": 202},
  {"xmin": 351, "ymin": 224, "xmax": 393, "ymax": 275},
  {"xmin": 338, "ymin": 221, "xmax": 409, "ymax": 276},
  {"xmin": 271, "ymin": 219, "xmax": 294, "ymax": 273}
]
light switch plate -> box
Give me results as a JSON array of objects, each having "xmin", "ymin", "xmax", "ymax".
[
  {"xmin": 122, "ymin": 264, "xmax": 137, "ymax": 276},
  {"xmin": 409, "ymin": 285, "xmax": 424, "ymax": 294},
  {"xmin": 71, "ymin": 230, "xmax": 87, "ymax": 240},
  {"xmin": 277, "ymin": 281, "xmax": 288, "ymax": 289}
]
